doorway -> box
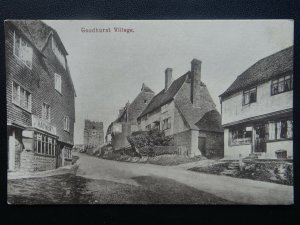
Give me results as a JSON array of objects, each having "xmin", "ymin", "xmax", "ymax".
[{"xmin": 254, "ymin": 124, "xmax": 266, "ymax": 153}]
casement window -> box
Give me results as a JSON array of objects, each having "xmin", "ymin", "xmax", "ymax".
[
  {"xmin": 229, "ymin": 126, "xmax": 252, "ymax": 145},
  {"xmin": 162, "ymin": 117, "xmax": 171, "ymax": 130},
  {"xmin": 64, "ymin": 116, "xmax": 70, "ymax": 131},
  {"xmin": 64, "ymin": 147, "xmax": 72, "ymax": 159},
  {"xmin": 271, "ymin": 75, "xmax": 293, "ymax": 95},
  {"xmin": 146, "ymin": 124, "xmax": 151, "ymax": 131},
  {"xmin": 12, "ymin": 81, "xmax": 32, "ymax": 112},
  {"xmin": 268, "ymin": 119, "xmax": 293, "ymax": 141},
  {"xmin": 243, "ymin": 87, "xmax": 257, "ymax": 105},
  {"xmin": 42, "ymin": 103, "xmax": 51, "ymax": 122},
  {"xmin": 55, "ymin": 73, "xmax": 62, "ymax": 93},
  {"xmin": 13, "ymin": 31, "xmax": 33, "ymax": 69},
  {"xmin": 52, "ymin": 36, "xmax": 66, "ymax": 69},
  {"xmin": 34, "ymin": 133, "xmax": 56, "ymax": 156}
]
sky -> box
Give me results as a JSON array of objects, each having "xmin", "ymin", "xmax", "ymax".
[{"xmin": 44, "ymin": 20, "xmax": 293, "ymax": 144}]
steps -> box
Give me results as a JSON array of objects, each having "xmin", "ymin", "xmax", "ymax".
[{"xmin": 220, "ymin": 161, "xmax": 240, "ymax": 176}]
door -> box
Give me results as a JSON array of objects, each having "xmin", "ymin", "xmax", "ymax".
[
  {"xmin": 8, "ymin": 129, "xmax": 16, "ymax": 171},
  {"xmin": 254, "ymin": 124, "xmax": 266, "ymax": 153},
  {"xmin": 198, "ymin": 137, "xmax": 206, "ymax": 156}
]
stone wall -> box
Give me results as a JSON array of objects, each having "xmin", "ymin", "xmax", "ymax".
[
  {"xmin": 20, "ymin": 150, "xmax": 56, "ymax": 172},
  {"xmin": 199, "ymin": 131, "xmax": 224, "ymax": 158},
  {"xmin": 173, "ymin": 130, "xmax": 192, "ymax": 156}
]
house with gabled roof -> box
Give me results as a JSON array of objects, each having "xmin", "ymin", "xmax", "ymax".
[
  {"xmin": 137, "ymin": 59, "xmax": 223, "ymax": 157},
  {"xmin": 219, "ymin": 46, "xmax": 293, "ymax": 159},
  {"xmin": 106, "ymin": 83, "xmax": 155, "ymax": 150},
  {"xmin": 6, "ymin": 20, "xmax": 76, "ymax": 172}
]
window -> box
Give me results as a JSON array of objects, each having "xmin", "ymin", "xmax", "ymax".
[
  {"xmin": 162, "ymin": 118, "xmax": 171, "ymax": 130},
  {"xmin": 12, "ymin": 82, "xmax": 32, "ymax": 112},
  {"xmin": 243, "ymin": 87, "xmax": 257, "ymax": 105},
  {"xmin": 52, "ymin": 36, "xmax": 66, "ymax": 69},
  {"xmin": 55, "ymin": 73, "xmax": 62, "ymax": 93},
  {"xmin": 14, "ymin": 31, "xmax": 33, "ymax": 69},
  {"xmin": 161, "ymin": 103, "xmax": 168, "ymax": 113},
  {"xmin": 64, "ymin": 147, "xmax": 72, "ymax": 159},
  {"xmin": 34, "ymin": 132, "xmax": 56, "ymax": 156},
  {"xmin": 42, "ymin": 103, "xmax": 51, "ymax": 122},
  {"xmin": 64, "ymin": 116, "xmax": 70, "ymax": 131},
  {"xmin": 146, "ymin": 124, "xmax": 151, "ymax": 131},
  {"xmin": 271, "ymin": 75, "xmax": 293, "ymax": 95},
  {"xmin": 268, "ymin": 119, "xmax": 293, "ymax": 141},
  {"xmin": 230, "ymin": 126, "xmax": 252, "ymax": 145}
]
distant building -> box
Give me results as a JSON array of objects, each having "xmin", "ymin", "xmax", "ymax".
[
  {"xmin": 6, "ymin": 20, "xmax": 76, "ymax": 172},
  {"xmin": 219, "ymin": 46, "xmax": 293, "ymax": 159},
  {"xmin": 137, "ymin": 59, "xmax": 223, "ymax": 157},
  {"xmin": 84, "ymin": 120, "xmax": 104, "ymax": 154},
  {"xmin": 106, "ymin": 83, "xmax": 155, "ymax": 150}
]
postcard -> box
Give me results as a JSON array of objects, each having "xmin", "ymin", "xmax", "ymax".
[{"xmin": 6, "ymin": 20, "xmax": 293, "ymax": 204}]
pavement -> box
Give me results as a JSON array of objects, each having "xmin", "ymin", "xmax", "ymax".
[{"xmin": 75, "ymin": 152, "xmax": 294, "ymax": 205}]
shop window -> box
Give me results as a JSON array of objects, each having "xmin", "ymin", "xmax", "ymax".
[
  {"xmin": 14, "ymin": 31, "xmax": 33, "ymax": 69},
  {"xmin": 230, "ymin": 126, "xmax": 252, "ymax": 145},
  {"xmin": 268, "ymin": 119, "xmax": 293, "ymax": 141},
  {"xmin": 271, "ymin": 75, "xmax": 293, "ymax": 95},
  {"xmin": 42, "ymin": 103, "xmax": 51, "ymax": 122},
  {"xmin": 12, "ymin": 81, "xmax": 32, "ymax": 112},
  {"xmin": 34, "ymin": 132, "xmax": 56, "ymax": 156},
  {"xmin": 64, "ymin": 147, "xmax": 72, "ymax": 159},
  {"xmin": 243, "ymin": 87, "xmax": 257, "ymax": 105}
]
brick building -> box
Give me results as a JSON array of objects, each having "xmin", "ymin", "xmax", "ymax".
[
  {"xmin": 219, "ymin": 47, "xmax": 293, "ymax": 159},
  {"xmin": 137, "ymin": 60, "xmax": 224, "ymax": 157},
  {"xmin": 6, "ymin": 20, "xmax": 76, "ymax": 172},
  {"xmin": 84, "ymin": 120, "xmax": 104, "ymax": 154},
  {"xmin": 106, "ymin": 83, "xmax": 155, "ymax": 150}
]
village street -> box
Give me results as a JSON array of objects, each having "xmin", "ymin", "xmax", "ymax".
[{"xmin": 8, "ymin": 152, "xmax": 293, "ymax": 204}]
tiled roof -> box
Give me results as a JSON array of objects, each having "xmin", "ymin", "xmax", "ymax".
[
  {"xmin": 220, "ymin": 46, "xmax": 293, "ymax": 98},
  {"xmin": 138, "ymin": 72, "xmax": 190, "ymax": 118},
  {"xmin": 174, "ymin": 84, "xmax": 217, "ymax": 130},
  {"xmin": 9, "ymin": 20, "xmax": 68, "ymax": 55}
]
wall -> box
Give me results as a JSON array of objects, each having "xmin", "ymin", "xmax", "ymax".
[
  {"xmin": 223, "ymin": 128, "xmax": 252, "ymax": 159},
  {"xmin": 84, "ymin": 120, "xmax": 104, "ymax": 150},
  {"xmin": 265, "ymin": 140, "xmax": 293, "ymax": 159},
  {"xmin": 20, "ymin": 150, "xmax": 56, "ymax": 172},
  {"xmin": 5, "ymin": 23, "xmax": 76, "ymax": 146},
  {"xmin": 112, "ymin": 123, "xmax": 131, "ymax": 150},
  {"xmin": 222, "ymin": 79, "xmax": 293, "ymax": 125},
  {"xmin": 199, "ymin": 131, "xmax": 224, "ymax": 157},
  {"xmin": 173, "ymin": 130, "xmax": 192, "ymax": 156}
]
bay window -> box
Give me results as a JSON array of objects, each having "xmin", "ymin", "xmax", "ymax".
[{"xmin": 34, "ymin": 132, "xmax": 56, "ymax": 156}]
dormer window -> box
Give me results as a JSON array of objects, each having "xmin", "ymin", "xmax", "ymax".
[
  {"xmin": 13, "ymin": 31, "xmax": 33, "ymax": 69},
  {"xmin": 52, "ymin": 36, "xmax": 66, "ymax": 69}
]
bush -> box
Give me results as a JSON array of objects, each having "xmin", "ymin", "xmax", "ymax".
[{"xmin": 127, "ymin": 129, "xmax": 174, "ymax": 149}]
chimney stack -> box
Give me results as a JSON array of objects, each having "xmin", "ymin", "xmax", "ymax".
[
  {"xmin": 165, "ymin": 68, "xmax": 173, "ymax": 91},
  {"xmin": 190, "ymin": 59, "xmax": 202, "ymax": 107}
]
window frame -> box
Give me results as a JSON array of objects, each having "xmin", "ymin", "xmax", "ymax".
[
  {"xmin": 267, "ymin": 119, "xmax": 293, "ymax": 142},
  {"xmin": 229, "ymin": 125, "xmax": 252, "ymax": 146},
  {"xmin": 271, "ymin": 74, "xmax": 293, "ymax": 96},
  {"xmin": 243, "ymin": 87, "xmax": 257, "ymax": 105},
  {"xmin": 64, "ymin": 116, "xmax": 70, "ymax": 132},
  {"xmin": 55, "ymin": 73, "xmax": 62, "ymax": 94},
  {"xmin": 42, "ymin": 102, "xmax": 51, "ymax": 122},
  {"xmin": 13, "ymin": 31, "xmax": 33, "ymax": 69},
  {"xmin": 34, "ymin": 132, "xmax": 56, "ymax": 156},
  {"xmin": 162, "ymin": 117, "xmax": 171, "ymax": 130},
  {"xmin": 12, "ymin": 81, "xmax": 32, "ymax": 113}
]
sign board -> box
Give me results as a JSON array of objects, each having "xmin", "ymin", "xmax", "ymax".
[
  {"xmin": 246, "ymin": 126, "xmax": 252, "ymax": 131},
  {"xmin": 32, "ymin": 115, "xmax": 57, "ymax": 135}
]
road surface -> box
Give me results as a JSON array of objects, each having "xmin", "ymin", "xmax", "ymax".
[{"xmin": 8, "ymin": 153, "xmax": 293, "ymax": 204}]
